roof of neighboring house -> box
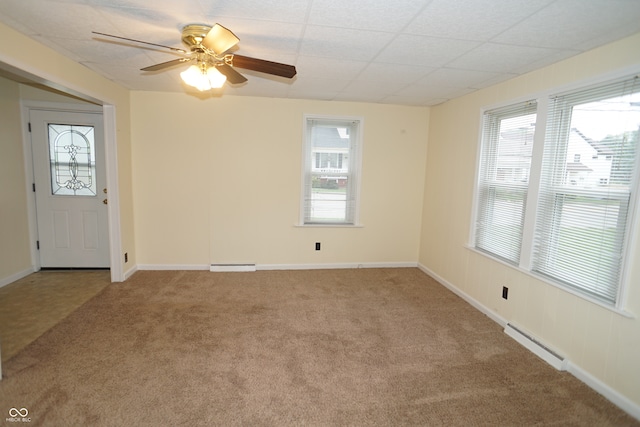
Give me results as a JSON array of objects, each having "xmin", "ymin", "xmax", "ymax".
[
  {"xmin": 566, "ymin": 162, "xmax": 593, "ymax": 172},
  {"xmin": 311, "ymin": 127, "xmax": 350, "ymax": 149},
  {"xmin": 571, "ymin": 128, "xmax": 615, "ymax": 156}
]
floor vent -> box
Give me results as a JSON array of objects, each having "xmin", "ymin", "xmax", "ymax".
[
  {"xmin": 210, "ymin": 264, "xmax": 256, "ymax": 272},
  {"xmin": 504, "ymin": 323, "xmax": 567, "ymax": 371}
]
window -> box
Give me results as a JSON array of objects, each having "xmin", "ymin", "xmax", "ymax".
[
  {"xmin": 473, "ymin": 74, "xmax": 640, "ymax": 307},
  {"xmin": 533, "ymin": 76, "xmax": 640, "ymax": 305},
  {"xmin": 302, "ymin": 116, "xmax": 362, "ymax": 225},
  {"xmin": 48, "ymin": 123, "xmax": 97, "ymax": 196},
  {"xmin": 475, "ymin": 101, "xmax": 537, "ymax": 264}
]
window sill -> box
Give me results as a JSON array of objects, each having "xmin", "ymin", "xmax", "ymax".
[
  {"xmin": 464, "ymin": 245, "xmax": 635, "ymax": 319},
  {"xmin": 295, "ymin": 223, "xmax": 364, "ymax": 228}
]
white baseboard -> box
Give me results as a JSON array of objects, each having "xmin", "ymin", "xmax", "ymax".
[
  {"xmin": 567, "ymin": 361, "xmax": 640, "ymax": 421},
  {"xmin": 417, "ymin": 263, "xmax": 507, "ymax": 327},
  {"xmin": 258, "ymin": 262, "xmax": 418, "ymax": 271},
  {"xmin": 123, "ymin": 265, "xmax": 138, "ymax": 281},
  {"xmin": 0, "ymin": 267, "xmax": 35, "ymax": 290},
  {"xmin": 416, "ymin": 263, "xmax": 640, "ymax": 421},
  {"xmin": 134, "ymin": 262, "xmax": 418, "ymax": 272},
  {"xmin": 136, "ymin": 264, "xmax": 210, "ymax": 271}
]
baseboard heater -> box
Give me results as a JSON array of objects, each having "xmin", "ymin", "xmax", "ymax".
[
  {"xmin": 504, "ymin": 323, "xmax": 567, "ymax": 371},
  {"xmin": 210, "ymin": 264, "xmax": 256, "ymax": 272}
]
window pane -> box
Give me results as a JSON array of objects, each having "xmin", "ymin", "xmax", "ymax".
[
  {"xmin": 48, "ymin": 123, "xmax": 97, "ymax": 196},
  {"xmin": 476, "ymin": 186, "xmax": 527, "ymax": 262},
  {"xmin": 561, "ymin": 98, "xmax": 639, "ymax": 190},
  {"xmin": 535, "ymin": 192, "xmax": 628, "ymax": 302},
  {"xmin": 309, "ymin": 175, "xmax": 349, "ymax": 222}
]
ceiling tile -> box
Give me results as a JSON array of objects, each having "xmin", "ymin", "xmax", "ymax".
[
  {"xmin": 357, "ymin": 62, "xmax": 434, "ymax": 83},
  {"xmin": 308, "ymin": 0, "xmax": 426, "ymax": 32},
  {"xmin": 492, "ymin": 0, "xmax": 640, "ymax": 49},
  {"xmin": 0, "ymin": 0, "xmax": 639, "ymax": 105},
  {"xmin": 406, "ymin": 0, "xmax": 554, "ymax": 41},
  {"xmin": 300, "ymin": 25, "xmax": 396, "ymax": 62},
  {"xmin": 446, "ymin": 42, "xmax": 565, "ymax": 73},
  {"xmin": 342, "ymin": 77, "xmax": 412, "ymax": 96},
  {"xmin": 377, "ymin": 35, "xmax": 480, "ymax": 67},
  {"xmin": 296, "ymin": 56, "xmax": 367, "ymax": 80},
  {"xmin": 198, "ymin": 0, "xmax": 311, "ymax": 24},
  {"xmin": 0, "ymin": 1, "xmax": 114, "ymax": 40},
  {"xmin": 418, "ymin": 68, "xmax": 503, "ymax": 88},
  {"xmin": 287, "ymin": 77, "xmax": 349, "ymax": 101}
]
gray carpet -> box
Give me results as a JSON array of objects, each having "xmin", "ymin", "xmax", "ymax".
[{"xmin": 0, "ymin": 268, "xmax": 637, "ymax": 426}]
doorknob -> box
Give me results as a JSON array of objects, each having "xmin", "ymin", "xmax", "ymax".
[{"xmin": 103, "ymin": 199, "xmax": 108, "ymax": 205}]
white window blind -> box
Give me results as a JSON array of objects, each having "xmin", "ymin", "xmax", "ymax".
[
  {"xmin": 533, "ymin": 75, "xmax": 640, "ymax": 304},
  {"xmin": 475, "ymin": 101, "xmax": 537, "ymax": 263},
  {"xmin": 302, "ymin": 117, "xmax": 362, "ymax": 225}
]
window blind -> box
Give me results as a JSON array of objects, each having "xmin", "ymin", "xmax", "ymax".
[
  {"xmin": 475, "ymin": 101, "xmax": 537, "ymax": 263},
  {"xmin": 533, "ymin": 75, "xmax": 640, "ymax": 304}
]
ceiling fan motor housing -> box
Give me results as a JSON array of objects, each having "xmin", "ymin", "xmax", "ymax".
[{"xmin": 181, "ymin": 24, "xmax": 213, "ymax": 50}]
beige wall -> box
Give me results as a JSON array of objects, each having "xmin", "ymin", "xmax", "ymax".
[
  {"xmin": 0, "ymin": 21, "xmax": 135, "ymax": 278},
  {"xmin": 420, "ymin": 33, "xmax": 640, "ymax": 408},
  {"xmin": 0, "ymin": 76, "xmax": 31, "ymax": 280},
  {"xmin": 131, "ymin": 93, "xmax": 429, "ymax": 267}
]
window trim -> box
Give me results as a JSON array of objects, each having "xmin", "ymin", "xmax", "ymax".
[
  {"xmin": 470, "ymin": 69, "xmax": 640, "ymax": 313},
  {"xmin": 299, "ymin": 114, "xmax": 364, "ymax": 227}
]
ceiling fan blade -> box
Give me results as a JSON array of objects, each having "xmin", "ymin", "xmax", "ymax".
[
  {"xmin": 141, "ymin": 58, "xmax": 193, "ymax": 72},
  {"xmin": 216, "ymin": 64, "xmax": 248, "ymax": 84},
  {"xmin": 92, "ymin": 31, "xmax": 187, "ymax": 54},
  {"xmin": 202, "ymin": 24, "xmax": 240, "ymax": 55},
  {"xmin": 231, "ymin": 54, "xmax": 297, "ymax": 79}
]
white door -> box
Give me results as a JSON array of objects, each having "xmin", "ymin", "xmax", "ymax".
[{"xmin": 30, "ymin": 109, "xmax": 110, "ymax": 268}]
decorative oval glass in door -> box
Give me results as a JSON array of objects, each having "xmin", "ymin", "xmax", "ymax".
[{"xmin": 48, "ymin": 123, "xmax": 97, "ymax": 196}]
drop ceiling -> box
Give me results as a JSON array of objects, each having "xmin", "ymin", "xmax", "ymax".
[{"xmin": 1, "ymin": 0, "xmax": 639, "ymax": 106}]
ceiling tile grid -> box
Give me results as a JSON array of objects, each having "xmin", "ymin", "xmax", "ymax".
[{"xmin": 0, "ymin": 0, "xmax": 639, "ymax": 106}]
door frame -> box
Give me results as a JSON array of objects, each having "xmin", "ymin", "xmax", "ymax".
[{"xmin": 21, "ymin": 100, "xmax": 123, "ymax": 282}]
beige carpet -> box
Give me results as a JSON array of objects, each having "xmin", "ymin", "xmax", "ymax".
[{"xmin": 0, "ymin": 268, "xmax": 637, "ymax": 426}]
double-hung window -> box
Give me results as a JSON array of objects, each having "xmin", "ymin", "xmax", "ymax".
[
  {"xmin": 533, "ymin": 76, "xmax": 640, "ymax": 305},
  {"xmin": 473, "ymin": 74, "xmax": 640, "ymax": 307},
  {"xmin": 302, "ymin": 116, "xmax": 362, "ymax": 225},
  {"xmin": 475, "ymin": 101, "xmax": 537, "ymax": 264}
]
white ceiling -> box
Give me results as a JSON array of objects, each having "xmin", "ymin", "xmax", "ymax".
[{"xmin": 1, "ymin": 0, "xmax": 640, "ymax": 106}]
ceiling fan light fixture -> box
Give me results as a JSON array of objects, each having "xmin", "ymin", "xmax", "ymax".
[
  {"xmin": 180, "ymin": 63, "xmax": 227, "ymax": 91},
  {"xmin": 207, "ymin": 66, "xmax": 227, "ymax": 88}
]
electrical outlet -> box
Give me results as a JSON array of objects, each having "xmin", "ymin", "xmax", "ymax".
[
  {"xmin": 124, "ymin": 252, "xmax": 128, "ymax": 263},
  {"xmin": 502, "ymin": 286, "xmax": 509, "ymax": 300},
  {"xmin": 315, "ymin": 242, "xmax": 321, "ymax": 251}
]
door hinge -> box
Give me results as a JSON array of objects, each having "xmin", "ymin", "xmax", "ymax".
[
  {"xmin": 32, "ymin": 183, "xmax": 36, "ymax": 192},
  {"xmin": 36, "ymin": 240, "xmax": 40, "ymax": 250},
  {"xmin": 28, "ymin": 122, "xmax": 31, "ymax": 132}
]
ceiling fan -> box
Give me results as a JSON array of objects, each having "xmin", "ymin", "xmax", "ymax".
[{"xmin": 92, "ymin": 23, "xmax": 297, "ymax": 91}]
